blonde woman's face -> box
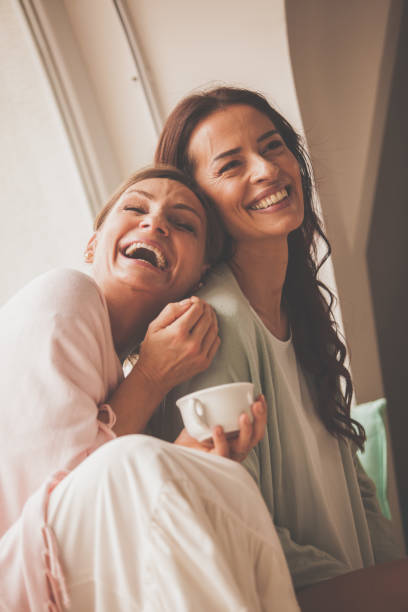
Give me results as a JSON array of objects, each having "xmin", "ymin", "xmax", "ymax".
[{"xmin": 87, "ymin": 178, "xmax": 208, "ymax": 305}]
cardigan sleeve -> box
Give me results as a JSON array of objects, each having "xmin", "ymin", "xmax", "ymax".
[
  {"xmin": 0, "ymin": 269, "xmax": 122, "ymax": 533},
  {"xmin": 24, "ymin": 270, "xmax": 122, "ymax": 461},
  {"xmin": 353, "ymin": 453, "xmax": 401, "ymax": 562}
]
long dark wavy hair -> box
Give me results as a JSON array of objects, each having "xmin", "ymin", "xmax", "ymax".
[{"xmin": 155, "ymin": 86, "xmax": 365, "ymax": 450}]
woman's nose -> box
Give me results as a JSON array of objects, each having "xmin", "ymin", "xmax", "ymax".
[
  {"xmin": 249, "ymin": 155, "xmax": 279, "ymax": 183},
  {"xmin": 139, "ymin": 214, "xmax": 169, "ymax": 236}
]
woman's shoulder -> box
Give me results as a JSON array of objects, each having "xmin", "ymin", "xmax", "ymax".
[
  {"xmin": 45, "ymin": 267, "xmax": 103, "ymax": 307},
  {"xmin": 198, "ymin": 263, "xmax": 250, "ymax": 319},
  {"xmin": 196, "ymin": 264, "xmax": 268, "ymax": 360},
  {"xmin": 2, "ymin": 268, "xmax": 105, "ymax": 323},
  {"xmin": 31, "ymin": 267, "xmax": 99, "ymax": 296}
]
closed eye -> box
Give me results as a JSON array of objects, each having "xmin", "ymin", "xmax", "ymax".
[
  {"xmin": 218, "ymin": 159, "xmax": 241, "ymax": 175},
  {"xmin": 172, "ymin": 219, "xmax": 196, "ymax": 234},
  {"xmin": 124, "ymin": 205, "xmax": 146, "ymax": 214}
]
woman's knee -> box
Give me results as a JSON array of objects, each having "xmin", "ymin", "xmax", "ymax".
[
  {"xmin": 81, "ymin": 434, "xmax": 168, "ymax": 469},
  {"xmin": 48, "ymin": 436, "xmax": 176, "ymax": 529}
]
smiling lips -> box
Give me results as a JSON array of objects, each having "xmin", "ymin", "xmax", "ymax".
[
  {"xmin": 249, "ymin": 187, "xmax": 289, "ymax": 211},
  {"xmin": 123, "ymin": 241, "xmax": 168, "ymax": 270}
]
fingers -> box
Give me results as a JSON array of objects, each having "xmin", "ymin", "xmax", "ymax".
[
  {"xmin": 148, "ymin": 298, "xmax": 218, "ymax": 352},
  {"xmin": 173, "ymin": 428, "xmax": 191, "ymax": 446},
  {"xmin": 250, "ymin": 394, "xmax": 267, "ymax": 444},
  {"xmin": 186, "ymin": 301, "xmax": 216, "ymax": 339},
  {"xmin": 174, "ymin": 427, "xmax": 229, "ymax": 459},
  {"xmin": 187, "ymin": 303, "xmax": 213, "ymax": 336},
  {"xmin": 230, "ymin": 394, "xmax": 267, "ymax": 461},
  {"xmin": 205, "ymin": 334, "xmax": 221, "ymax": 363},
  {"xmin": 193, "ymin": 306, "xmax": 219, "ymax": 353},
  {"xmin": 211, "ymin": 426, "xmax": 230, "ymax": 458},
  {"xmin": 149, "ymin": 298, "xmax": 193, "ymax": 331},
  {"xmin": 172, "ymin": 300, "xmax": 219, "ymax": 366},
  {"xmin": 191, "ymin": 307, "xmax": 220, "ymax": 363},
  {"xmin": 165, "ymin": 297, "xmax": 207, "ymax": 335},
  {"xmin": 231, "ymin": 412, "xmax": 254, "ymax": 459}
]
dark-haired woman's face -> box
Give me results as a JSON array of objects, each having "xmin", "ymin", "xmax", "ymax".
[{"xmin": 188, "ymin": 104, "xmax": 304, "ymax": 245}]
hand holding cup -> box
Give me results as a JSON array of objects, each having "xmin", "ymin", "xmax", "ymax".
[{"xmin": 175, "ymin": 383, "xmax": 266, "ymax": 462}]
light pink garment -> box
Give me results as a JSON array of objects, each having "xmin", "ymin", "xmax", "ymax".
[
  {"xmin": 0, "ymin": 269, "xmax": 299, "ymax": 611},
  {"xmin": 0, "ymin": 269, "xmax": 123, "ymax": 609}
]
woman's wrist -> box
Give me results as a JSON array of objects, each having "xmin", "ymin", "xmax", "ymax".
[
  {"xmin": 130, "ymin": 360, "xmax": 171, "ymax": 400},
  {"xmin": 110, "ymin": 364, "xmax": 170, "ymax": 436}
]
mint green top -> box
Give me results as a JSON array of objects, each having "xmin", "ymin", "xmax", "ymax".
[{"xmin": 152, "ymin": 264, "xmax": 399, "ymax": 589}]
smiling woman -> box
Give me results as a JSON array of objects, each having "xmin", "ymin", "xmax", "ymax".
[
  {"xmin": 154, "ymin": 86, "xmax": 408, "ymax": 611},
  {"xmin": 188, "ymin": 104, "xmax": 304, "ymax": 246},
  {"xmin": 90, "ymin": 177, "xmax": 206, "ymax": 317},
  {"xmin": 0, "ymin": 163, "xmax": 296, "ymax": 611},
  {"xmin": 84, "ymin": 166, "xmax": 230, "ymax": 363}
]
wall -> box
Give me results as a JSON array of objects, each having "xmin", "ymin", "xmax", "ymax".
[
  {"xmin": 286, "ymin": 0, "xmax": 405, "ymax": 546},
  {"xmin": 367, "ymin": 1, "xmax": 408, "ymax": 539},
  {"xmin": 285, "ymin": 0, "xmax": 401, "ymax": 402},
  {"xmin": 0, "ymin": 0, "xmax": 92, "ymax": 305},
  {"xmin": 125, "ymin": 0, "xmax": 303, "ymax": 128}
]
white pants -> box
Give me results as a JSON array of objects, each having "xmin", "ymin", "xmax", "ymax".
[{"xmin": 48, "ymin": 436, "xmax": 299, "ymax": 611}]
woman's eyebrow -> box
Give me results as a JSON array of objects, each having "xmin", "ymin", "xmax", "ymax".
[
  {"xmin": 126, "ymin": 188, "xmax": 152, "ymax": 199},
  {"xmin": 257, "ymin": 129, "xmax": 278, "ymax": 143},
  {"xmin": 172, "ymin": 203, "xmax": 203, "ymax": 220},
  {"xmin": 212, "ymin": 130, "xmax": 279, "ymax": 164}
]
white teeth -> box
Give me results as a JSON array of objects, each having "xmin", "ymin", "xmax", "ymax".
[
  {"xmin": 250, "ymin": 188, "xmax": 288, "ymax": 210},
  {"xmin": 124, "ymin": 241, "xmax": 167, "ymax": 270}
]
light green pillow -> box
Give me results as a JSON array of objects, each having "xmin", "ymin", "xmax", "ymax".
[{"xmin": 351, "ymin": 398, "xmax": 391, "ymax": 519}]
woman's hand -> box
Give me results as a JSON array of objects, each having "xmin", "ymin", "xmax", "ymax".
[
  {"xmin": 135, "ymin": 296, "xmax": 220, "ymax": 396},
  {"xmin": 174, "ymin": 395, "xmax": 267, "ymax": 462},
  {"xmin": 111, "ymin": 297, "xmax": 219, "ymax": 437}
]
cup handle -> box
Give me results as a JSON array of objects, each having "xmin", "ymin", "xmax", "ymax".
[{"xmin": 188, "ymin": 398, "xmax": 207, "ymax": 430}]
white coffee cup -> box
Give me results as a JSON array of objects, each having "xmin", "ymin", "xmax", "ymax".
[{"xmin": 176, "ymin": 382, "xmax": 254, "ymax": 442}]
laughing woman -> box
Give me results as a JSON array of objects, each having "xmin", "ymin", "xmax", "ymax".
[
  {"xmin": 154, "ymin": 88, "xmax": 408, "ymax": 611},
  {"xmin": 0, "ymin": 166, "xmax": 299, "ymax": 611}
]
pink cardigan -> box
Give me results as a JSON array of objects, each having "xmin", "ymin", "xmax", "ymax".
[{"xmin": 0, "ymin": 269, "xmax": 123, "ymax": 610}]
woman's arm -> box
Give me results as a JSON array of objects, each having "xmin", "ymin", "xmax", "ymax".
[
  {"xmin": 111, "ymin": 295, "xmax": 266, "ymax": 459},
  {"xmin": 0, "ymin": 269, "xmax": 122, "ymax": 530},
  {"xmin": 353, "ymin": 452, "xmax": 403, "ymax": 561},
  {"xmin": 110, "ymin": 297, "xmax": 220, "ymax": 436}
]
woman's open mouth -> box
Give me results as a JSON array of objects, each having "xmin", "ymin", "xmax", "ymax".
[{"xmin": 121, "ymin": 241, "xmax": 168, "ymax": 270}]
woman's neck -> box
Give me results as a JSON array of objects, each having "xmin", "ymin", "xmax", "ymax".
[
  {"xmin": 229, "ymin": 238, "xmax": 289, "ymax": 340},
  {"xmin": 104, "ymin": 289, "xmax": 163, "ymax": 360}
]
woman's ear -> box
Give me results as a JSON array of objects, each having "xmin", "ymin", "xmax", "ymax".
[
  {"xmin": 84, "ymin": 233, "xmax": 97, "ymax": 263},
  {"xmin": 194, "ymin": 263, "xmax": 210, "ymax": 291}
]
